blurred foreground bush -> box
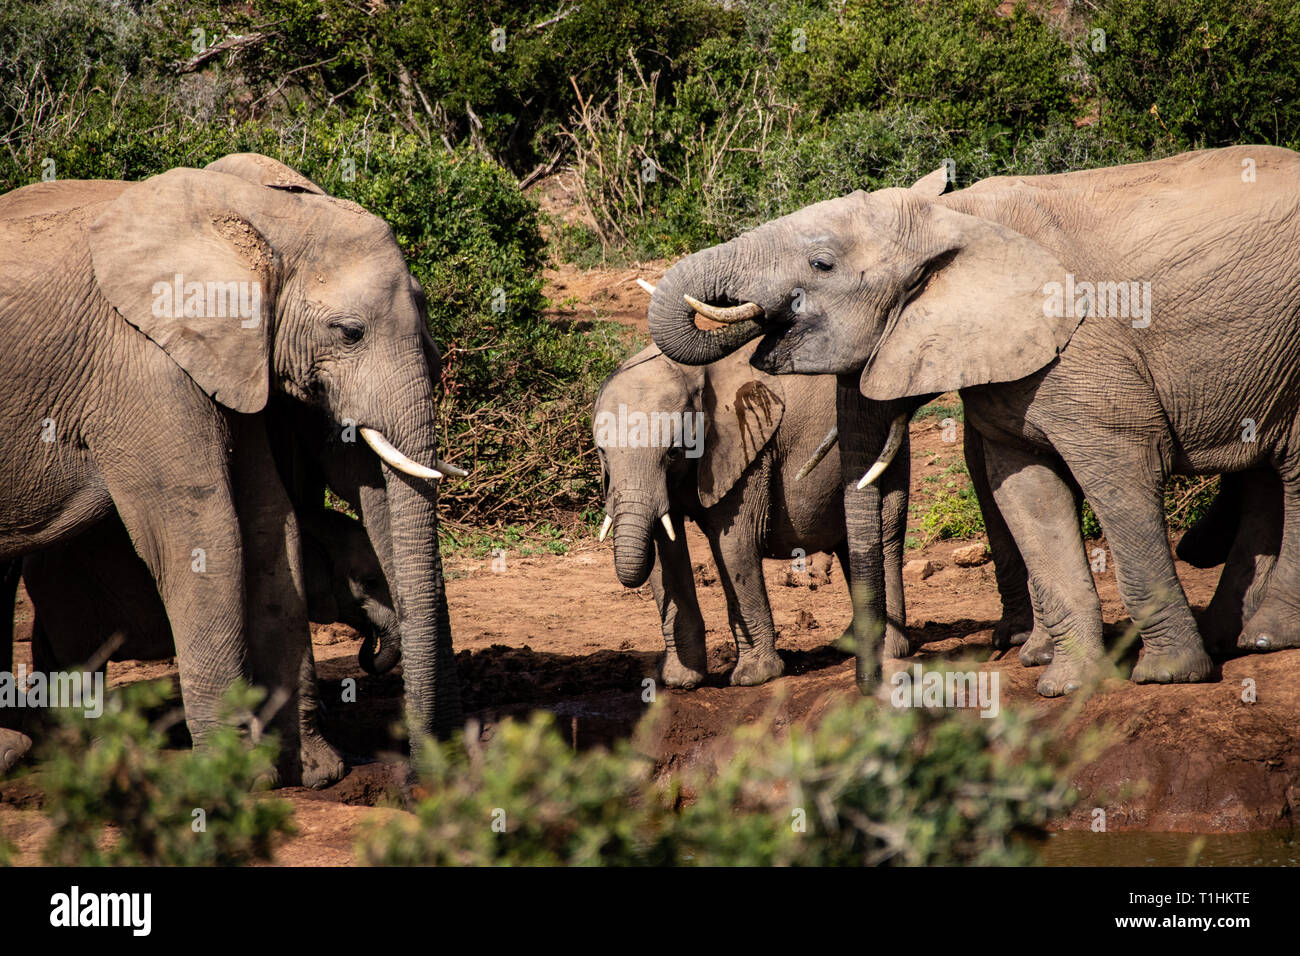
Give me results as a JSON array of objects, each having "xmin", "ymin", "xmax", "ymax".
[
  {"xmin": 34, "ymin": 681, "xmax": 293, "ymax": 866},
  {"xmin": 361, "ymin": 698, "xmax": 1075, "ymax": 866}
]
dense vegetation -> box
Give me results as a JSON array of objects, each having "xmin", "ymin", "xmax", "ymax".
[{"xmin": 3, "ymin": 0, "xmax": 1292, "ymax": 532}]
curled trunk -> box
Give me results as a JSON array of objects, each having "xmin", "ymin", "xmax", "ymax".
[
  {"xmin": 648, "ymin": 239, "xmax": 765, "ymax": 366},
  {"xmin": 613, "ymin": 507, "xmax": 656, "ymax": 588}
]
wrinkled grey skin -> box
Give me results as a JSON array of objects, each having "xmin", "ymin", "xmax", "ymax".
[
  {"xmin": 650, "ymin": 145, "xmax": 1300, "ymax": 698},
  {"xmin": 0, "ymin": 154, "xmax": 459, "ymax": 783},
  {"xmin": 1175, "ymin": 469, "xmax": 1280, "ymax": 654},
  {"xmin": 594, "ymin": 343, "xmax": 888, "ymax": 687}
]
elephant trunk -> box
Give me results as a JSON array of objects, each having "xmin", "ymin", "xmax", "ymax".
[
  {"xmin": 649, "ymin": 238, "xmax": 766, "ymax": 366},
  {"xmin": 358, "ymin": 617, "xmax": 402, "ymax": 675},
  {"xmin": 612, "ymin": 508, "xmax": 657, "ymax": 588}
]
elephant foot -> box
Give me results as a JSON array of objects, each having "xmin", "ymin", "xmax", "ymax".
[
  {"xmin": 1239, "ymin": 599, "xmax": 1300, "ymax": 652},
  {"xmin": 0, "ymin": 728, "xmax": 32, "ymax": 775},
  {"xmin": 1017, "ymin": 625, "xmax": 1055, "ymax": 667},
  {"xmin": 661, "ymin": 648, "xmax": 708, "ymax": 689},
  {"xmin": 991, "ymin": 615, "xmax": 1033, "ymax": 651},
  {"xmin": 1131, "ymin": 642, "xmax": 1214, "ymax": 684},
  {"xmin": 1036, "ymin": 653, "xmax": 1099, "ymax": 697},
  {"xmin": 300, "ymin": 732, "xmax": 345, "ymax": 790},
  {"xmin": 883, "ymin": 624, "xmax": 912, "ymax": 659},
  {"xmin": 730, "ymin": 649, "xmax": 784, "ymax": 687}
]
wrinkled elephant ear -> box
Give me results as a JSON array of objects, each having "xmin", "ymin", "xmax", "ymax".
[
  {"xmin": 205, "ymin": 153, "xmax": 325, "ymax": 194},
  {"xmin": 859, "ymin": 194, "xmax": 1083, "ymax": 401},
  {"xmin": 698, "ymin": 355, "xmax": 785, "ymax": 508},
  {"xmin": 909, "ymin": 164, "xmax": 952, "ymax": 197},
  {"xmin": 89, "ymin": 167, "xmax": 281, "ymax": 414}
]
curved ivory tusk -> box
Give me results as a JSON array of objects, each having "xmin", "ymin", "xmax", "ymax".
[
  {"xmin": 683, "ymin": 294, "xmax": 763, "ymax": 324},
  {"xmin": 360, "ymin": 427, "xmax": 444, "ymax": 480},
  {"xmin": 599, "ymin": 514, "xmax": 613, "ymax": 542},
  {"xmin": 433, "ymin": 457, "xmax": 469, "ymax": 478},
  {"xmin": 636, "ymin": 278, "xmax": 657, "ymax": 295},
  {"xmin": 795, "ymin": 426, "xmax": 838, "ymax": 482},
  {"xmin": 660, "ymin": 513, "xmax": 676, "ymax": 543},
  {"xmin": 856, "ymin": 414, "xmax": 908, "ymax": 490}
]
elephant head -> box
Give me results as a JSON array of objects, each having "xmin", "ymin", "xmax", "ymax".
[
  {"xmin": 593, "ymin": 343, "xmax": 783, "ymax": 587},
  {"xmin": 85, "ymin": 154, "xmax": 464, "ymax": 741},
  {"xmin": 648, "ymin": 168, "xmax": 1080, "ymax": 403}
]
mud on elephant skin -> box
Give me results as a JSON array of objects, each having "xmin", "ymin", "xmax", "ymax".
[
  {"xmin": 0, "ymin": 153, "xmax": 462, "ymax": 783},
  {"xmin": 649, "ymin": 145, "xmax": 1300, "ymax": 698}
]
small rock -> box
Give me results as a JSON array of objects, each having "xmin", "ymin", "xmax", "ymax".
[
  {"xmin": 795, "ymin": 609, "xmax": 819, "ymax": 630},
  {"xmin": 903, "ymin": 559, "xmax": 942, "ymax": 581},
  {"xmin": 693, "ymin": 562, "xmax": 717, "ymax": 587},
  {"xmin": 952, "ymin": 544, "xmax": 989, "ymax": 567}
]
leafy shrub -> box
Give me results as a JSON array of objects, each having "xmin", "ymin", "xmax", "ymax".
[
  {"xmin": 361, "ymin": 698, "xmax": 1075, "ymax": 866},
  {"xmin": 38, "ymin": 681, "xmax": 293, "ymax": 866},
  {"xmin": 1084, "ymin": 0, "xmax": 1300, "ymax": 151}
]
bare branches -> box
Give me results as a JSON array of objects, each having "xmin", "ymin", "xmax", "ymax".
[{"xmin": 175, "ymin": 32, "xmax": 270, "ymax": 75}]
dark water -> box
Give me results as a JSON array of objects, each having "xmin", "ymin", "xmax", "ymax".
[{"xmin": 1037, "ymin": 829, "xmax": 1300, "ymax": 866}]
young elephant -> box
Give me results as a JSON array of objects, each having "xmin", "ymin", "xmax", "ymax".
[{"xmin": 593, "ymin": 343, "xmax": 874, "ymax": 687}]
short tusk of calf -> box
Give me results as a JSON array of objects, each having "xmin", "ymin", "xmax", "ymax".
[
  {"xmin": 360, "ymin": 427, "xmax": 444, "ymax": 480},
  {"xmin": 795, "ymin": 426, "xmax": 838, "ymax": 482},
  {"xmin": 434, "ymin": 457, "xmax": 469, "ymax": 478},
  {"xmin": 856, "ymin": 414, "xmax": 908, "ymax": 490},
  {"xmin": 683, "ymin": 294, "xmax": 763, "ymax": 325},
  {"xmin": 661, "ymin": 514, "xmax": 676, "ymax": 542},
  {"xmin": 599, "ymin": 514, "xmax": 613, "ymax": 542},
  {"xmin": 636, "ymin": 278, "xmax": 657, "ymax": 295}
]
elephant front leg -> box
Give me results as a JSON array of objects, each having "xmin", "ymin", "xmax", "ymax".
[
  {"xmin": 231, "ymin": 415, "xmax": 343, "ymax": 789},
  {"xmin": 963, "ymin": 426, "xmax": 1051, "ymax": 661},
  {"xmin": 1240, "ymin": 463, "xmax": 1300, "ymax": 652},
  {"xmin": 984, "ymin": 440, "xmax": 1105, "ymax": 697},
  {"xmin": 708, "ymin": 526, "xmax": 783, "ymax": 687},
  {"xmin": 650, "ymin": 513, "xmax": 708, "ymax": 688}
]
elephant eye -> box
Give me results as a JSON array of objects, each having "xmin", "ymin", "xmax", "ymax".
[
  {"xmin": 810, "ymin": 257, "xmax": 834, "ymax": 273},
  {"xmin": 331, "ymin": 320, "xmax": 366, "ymax": 345},
  {"xmin": 666, "ymin": 446, "xmax": 684, "ymax": 460}
]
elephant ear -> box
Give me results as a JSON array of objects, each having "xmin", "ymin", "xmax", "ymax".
[
  {"xmin": 859, "ymin": 194, "xmax": 1084, "ymax": 401},
  {"xmin": 89, "ymin": 167, "xmax": 283, "ymax": 413},
  {"xmin": 698, "ymin": 356, "xmax": 785, "ymax": 508},
  {"xmin": 909, "ymin": 164, "xmax": 952, "ymax": 197},
  {"xmin": 205, "ymin": 153, "xmax": 325, "ymax": 194}
]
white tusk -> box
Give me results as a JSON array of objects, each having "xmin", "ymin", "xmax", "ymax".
[
  {"xmin": 660, "ymin": 514, "xmax": 676, "ymax": 542},
  {"xmin": 434, "ymin": 457, "xmax": 469, "ymax": 478},
  {"xmin": 360, "ymin": 427, "xmax": 443, "ymax": 480},
  {"xmin": 683, "ymin": 294, "xmax": 763, "ymax": 324},
  {"xmin": 636, "ymin": 278, "xmax": 657, "ymax": 295},
  {"xmin": 599, "ymin": 514, "xmax": 613, "ymax": 542},
  {"xmin": 795, "ymin": 426, "xmax": 838, "ymax": 482},
  {"xmin": 856, "ymin": 415, "xmax": 908, "ymax": 490}
]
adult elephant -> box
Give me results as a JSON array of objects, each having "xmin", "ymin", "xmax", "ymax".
[
  {"xmin": 0, "ymin": 154, "xmax": 461, "ymax": 783},
  {"xmin": 650, "ymin": 145, "xmax": 1300, "ymax": 697}
]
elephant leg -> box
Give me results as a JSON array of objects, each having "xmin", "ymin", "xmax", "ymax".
[
  {"xmin": 0, "ymin": 560, "xmax": 20, "ymax": 733},
  {"xmin": 984, "ymin": 439, "xmax": 1104, "ymax": 697},
  {"xmin": 878, "ymin": 425, "xmax": 911, "ymax": 659},
  {"xmin": 964, "ymin": 425, "xmax": 1050, "ymax": 657},
  {"xmin": 1240, "ymin": 461, "xmax": 1300, "ymax": 651},
  {"xmin": 707, "ymin": 522, "xmax": 783, "ymax": 687},
  {"xmin": 1061, "ymin": 451, "xmax": 1212, "ymax": 686},
  {"xmin": 230, "ymin": 414, "xmax": 342, "ymax": 789},
  {"xmin": 1198, "ymin": 470, "xmax": 1279, "ymax": 653},
  {"xmin": 651, "ymin": 512, "xmax": 708, "ymax": 688}
]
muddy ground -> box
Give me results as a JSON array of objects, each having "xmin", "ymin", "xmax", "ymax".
[{"xmin": 4, "ymin": 222, "xmax": 1299, "ymax": 864}]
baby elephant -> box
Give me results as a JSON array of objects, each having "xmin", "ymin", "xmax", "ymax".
[{"xmin": 593, "ymin": 342, "xmax": 904, "ymax": 687}]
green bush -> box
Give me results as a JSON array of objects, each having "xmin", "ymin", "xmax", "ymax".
[
  {"xmin": 361, "ymin": 698, "xmax": 1075, "ymax": 866},
  {"xmin": 1084, "ymin": 0, "xmax": 1300, "ymax": 151},
  {"xmin": 38, "ymin": 681, "xmax": 294, "ymax": 866}
]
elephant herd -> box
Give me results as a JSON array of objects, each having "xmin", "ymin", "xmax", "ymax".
[{"xmin": 2, "ymin": 145, "xmax": 1298, "ymax": 787}]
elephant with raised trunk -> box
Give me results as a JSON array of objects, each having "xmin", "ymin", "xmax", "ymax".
[
  {"xmin": 650, "ymin": 145, "xmax": 1300, "ymax": 698},
  {"xmin": 0, "ymin": 153, "xmax": 463, "ymax": 783}
]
